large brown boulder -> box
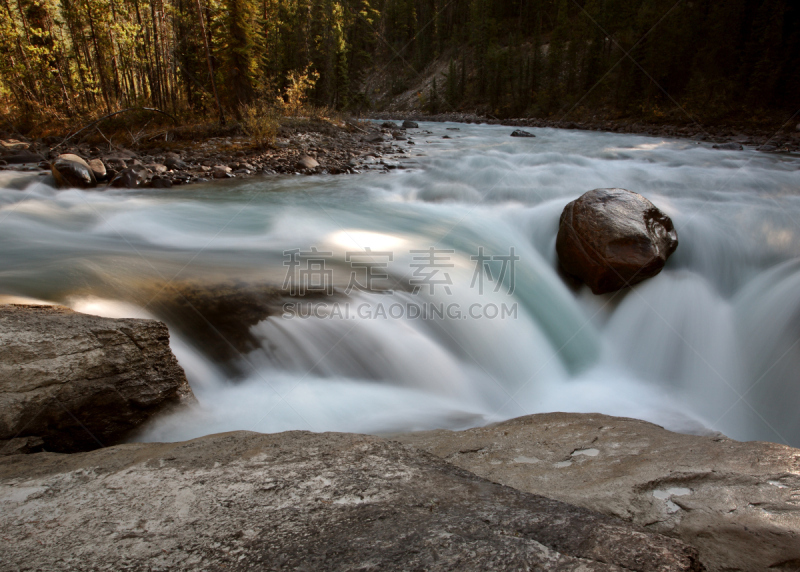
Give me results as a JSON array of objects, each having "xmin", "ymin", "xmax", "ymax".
[
  {"xmin": 556, "ymin": 188, "xmax": 678, "ymax": 294},
  {"xmin": 0, "ymin": 305, "xmax": 194, "ymax": 454},
  {"xmin": 0, "ymin": 430, "xmax": 703, "ymax": 571},
  {"xmin": 396, "ymin": 413, "xmax": 800, "ymax": 572}
]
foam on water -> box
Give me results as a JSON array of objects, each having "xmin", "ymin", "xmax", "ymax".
[{"xmin": 2, "ymin": 122, "xmax": 800, "ymax": 445}]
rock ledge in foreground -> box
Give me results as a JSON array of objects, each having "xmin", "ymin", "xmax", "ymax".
[
  {"xmin": 0, "ymin": 430, "xmax": 703, "ymax": 571},
  {"xmin": 395, "ymin": 412, "xmax": 800, "ymax": 572},
  {"xmin": 0, "ymin": 304, "xmax": 194, "ymax": 454}
]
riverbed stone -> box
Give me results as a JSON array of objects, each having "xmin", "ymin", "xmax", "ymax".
[
  {"xmin": 0, "ymin": 429, "xmax": 703, "ymax": 571},
  {"xmin": 109, "ymin": 166, "xmax": 146, "ymax": 188},
  {"xmin": 556, "ymin": 188, "xmax": 678, "ymax": 294},
  {"xmin": 213, "ymin": 164, "xmax": 232, "ymax": 178},
  {"xmin": 165, "ymin": 156, "xmax": 188, "ymax": 170},
  {"xmin": 3, "ymin": 151, "xmax": 45, "ymax": 164},
  {"xmin": 50, "ymin": 157, "xmax": 96, "ymax": 189},
  {"xmin": 103, "ymin": 155, "xmax": 127, "ymax": 170},
  {"xmin": 395, "ymin": 412, "xmax": 800, "ymax": 572},
  {"xmin": 711, "ymin": 142, "xmax": 743, "ymax": 150},
  {"xmin": 402, "ymin": 120, "xmax": 419, "ymax": 129},
  {"xmin": 297, "ymin": 154, "xmax": 319, "ymax": 169},
  {"xmin": 87, "ymin": 158, "xmax": 107, "ymax": 180},
  {"xmin": 0, "ymin": 304, "xmax": 195, "ymax": 454},
  {"xmin": 511, "ymin": 129, "xmax": 536, "ymax": 137}
]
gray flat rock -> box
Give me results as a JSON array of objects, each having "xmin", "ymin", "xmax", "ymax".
[
  {"xmin": 0, "ymin": 430, "xmax": 702, "ymax": 571},
  {"xmin": 394, "ymin": 412, "xmax": 800, "ymax": 572}
]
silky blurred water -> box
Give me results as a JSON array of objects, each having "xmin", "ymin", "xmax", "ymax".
[{"xmin": 2, "ymin": 122, "xmax": 800, "ymax": 445}]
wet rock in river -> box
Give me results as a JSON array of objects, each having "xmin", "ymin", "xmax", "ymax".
[
  {"xmin": 51, "ymin": 156, "xmax": 96, "ymax": 189},
  {"xmin": 0, "ymin": 304, "xmax": 194, "ymax": 454},
  {"xmin": 556, "ymin": 188, "xmax": 678, "ymax": 294},
  {"xmin": 109, "ymin": 166, "xmax": 147, "ymax": 188},
  {"xmin": 712, "ymin": 142, "xmax": 743, "ymax": 150}
]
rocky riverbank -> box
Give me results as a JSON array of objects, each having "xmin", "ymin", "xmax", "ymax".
[
  {"xmin": 0, "ymin": 118, "xmax": 420, "ymax": 189},
  {"xmin": 370, "ymin": 111, "xmax": 800, "ymax": 153}
]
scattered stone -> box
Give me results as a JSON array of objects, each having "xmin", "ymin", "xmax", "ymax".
[
  {"xmin": 0, "ymin": 430, "xmax": 702, "ymax": 571},
  {"xmin": 4, "ymin": 151, "xmax": 46, "ymax": 164},
  {"xmin": 297, "ymin": 154, "xmax": 319, "ymax": 170},
  {"xmin": 511, "ymin": 129, "xmax": 535, "ymax": 137},
  {"xmin": 556, "ymin": 188, "xmax": 678, "ymax": 294},
  {"xmin": 0, "ymin": 138, "xmax": 29, "ymax": 151},
  {"xmin": 150, "ymin": 175, "xmax": 173, "ymax": 188},
  {"xmin": 711, "ymin": 142, "xmax": 743, "ymax": 150},
  {"xmin": 50, "ymin": 157, "xmax": 96, "ymax": 189},
  {"xmin": 396, "ymin": 412, "xmax": 800, "ymax": 572},
  {"xmin": 213, "ymin": 165, "xmax": 232, "ymax": 178},
  {"xmin": 402, "ymin": 120, "xmax": 419, "ymax": 129},
  {"xmin": 56, "ymin": 153, "xmax": 90, "ymax": 169},
  {"xmin": 108, "ymin": 167, "xmax": 146, "ymax": 188},
  {"xmin": 146, "ymin": 163, "xmax": 168, "ymax": 174},
  {"xmin": 87, "ymin": 158, "xmax": 107, "ymax": 180},
  {"xmin": 103, "ymin": 156, "xmax": 127, "ymax": 170},
  {"xmin": 0, "ymin": 305, "xmax": 194, "ymax": 454}
]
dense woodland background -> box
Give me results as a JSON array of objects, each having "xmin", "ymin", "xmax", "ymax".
[{"xmin": 1, "ymin": 0, "xmax": 798, "ymax": 132}]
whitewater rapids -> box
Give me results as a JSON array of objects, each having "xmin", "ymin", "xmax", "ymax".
[{"xmin": 1, "ymin": 122, "xmax": 799, "ymax": 446}]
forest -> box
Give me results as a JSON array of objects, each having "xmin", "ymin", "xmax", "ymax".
[{"xmin": 0, "ymin": 0, "xmax": 798, "ymax": 130}]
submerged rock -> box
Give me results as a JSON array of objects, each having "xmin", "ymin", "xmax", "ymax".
[
  {"xmin": 712, "ymin": 142, "xmax": 743, "ymax": 151},
  {"xmin": 396, "ymin": 412, "xmax": 800, "ymax": 572},
  {"xmin": 556, "ymin": 188, "xmax": 678, "ymax": 294},
  {"xmin": 0, "ymin": 304, "xmax": 194, "ymax": 454},
  {"xmin": 0, "ymin": 430, "xmax": 702, "ymax": 571},
  {"xmin": 402, "ymin": 120, "xmax": 419, "ymax": 129},
  {"xmin": 511, "ymin": 129, "xmax": 535, "ymax": 137}
]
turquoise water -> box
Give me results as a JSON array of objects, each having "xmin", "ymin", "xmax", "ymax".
[{"xmin": 2, "ymin": 122, "xmax": 800, "ymax": 445}]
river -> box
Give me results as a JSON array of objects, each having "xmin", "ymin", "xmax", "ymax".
[{"xmin": 2, "ymin": 122, "xmax": 800, "ymax": 446}]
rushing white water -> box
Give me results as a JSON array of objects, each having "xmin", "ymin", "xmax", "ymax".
[{"xmin": 2, "ymin": 122, "xmax": 800, "ymax": 446}]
